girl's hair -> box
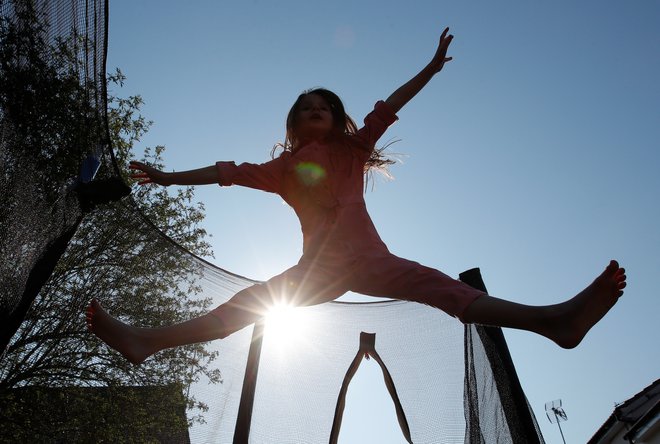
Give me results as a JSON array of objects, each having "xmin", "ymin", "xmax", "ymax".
[{"xmin": 272, "ymin": 88, "xmax": 396, "ymax": 175}]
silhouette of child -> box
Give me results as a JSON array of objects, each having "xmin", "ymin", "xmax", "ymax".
[{"xmin": 87, "ymin": 28, "xmax": 626, "ymax": 365}]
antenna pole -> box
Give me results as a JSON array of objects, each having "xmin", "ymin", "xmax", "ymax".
[
  {"xmin": 554, "ymin": 408, "xmax": 567, "ymax": 444},
  {"xmin": 546, "ymin": 400, "xmax": 568, "ymax": 444}
]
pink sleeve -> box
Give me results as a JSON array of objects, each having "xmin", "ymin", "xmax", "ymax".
[
  {"xmin": 216, "ymin": 153, "xmax": 288, "ymax": 194},
  {"xmin": 352, "ymin": 100, "xmax": 399, "ymax": 154}
]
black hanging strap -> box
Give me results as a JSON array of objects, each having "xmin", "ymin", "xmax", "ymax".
[{"xmin": 329, "ymin": 332, "xmax": 413, "ymax": 444}]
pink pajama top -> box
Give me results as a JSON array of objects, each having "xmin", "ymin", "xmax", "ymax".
[
  {"xmin": 216, "ymin": 101, "xmax": 398, "ymax": 262},
  {"xmin": 213, "ymin": 100, "xmax": 484, "ymax": 322}
]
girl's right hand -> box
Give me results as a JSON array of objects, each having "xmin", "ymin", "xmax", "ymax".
[{"xmin": 129, "ymin": 161, "xmax": 171, "ymax": 186}]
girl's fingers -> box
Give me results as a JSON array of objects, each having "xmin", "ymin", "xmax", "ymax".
[
  {"xmin": 440, "ymin": 27, "xmax": 449, "ymax": 40},
  {"xmin": 130, "ymin": 170, "xmax": 156, "ymax": 185},
  {"xmin": 129, "ymin": 161, "xmax": 152, "ymax": 172},
  {"xmin": 128, "ymin": 161, "xmax": 165, "ymax": 186},
  {"xmin": 440, "ymin": 29, "xmax": 452, "ymax": 45}
]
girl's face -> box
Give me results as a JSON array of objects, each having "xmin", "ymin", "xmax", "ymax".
[{"xmin": 294, "ymin": 94, "xmax": 334, "ymax": 141}]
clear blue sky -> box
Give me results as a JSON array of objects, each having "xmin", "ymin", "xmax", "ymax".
[{"xmin": 107, "ymin": 1, "xmax": 659, "ymax": 442}]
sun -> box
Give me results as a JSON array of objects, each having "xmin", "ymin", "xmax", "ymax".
[{"xmin": 263, "ymin": 302, "xmax": 311, "ymax": 349}]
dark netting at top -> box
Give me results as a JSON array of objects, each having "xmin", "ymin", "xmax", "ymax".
[
  {"xmin": 0, "ymin": 1, "xmax": 545, "ymax": 442},
  {"xmin": 0, "ymin": 0, "xmax": 121, "ymax": 352}
]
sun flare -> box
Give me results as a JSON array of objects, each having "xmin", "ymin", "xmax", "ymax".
[{"xmin": 264, "ymin": 302, "xmax": 310, "ymax": 348}]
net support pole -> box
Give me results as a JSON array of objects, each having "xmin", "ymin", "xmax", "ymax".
[
  {"xmin": 460, "ymin": 268, "xmax": 542, "ymax": 444},
  {"xmin": 1, "ymin": 220, "xmax": 82, "ymax": 358},
  {"xmin": 233, "ymin": 319, "xmax": 265, "ymax": 444}
]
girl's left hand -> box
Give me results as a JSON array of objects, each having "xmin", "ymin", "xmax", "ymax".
[{"xmin": 430, "ymin": 27, "xmax": 454, "ymax": 73}]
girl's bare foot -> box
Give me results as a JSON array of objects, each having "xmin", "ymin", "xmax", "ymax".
[
  {"xmin": 544, "ymin": 260, "xmax": 627, "ymax": 349},
  {"xmin": 86, "ymin": 299, "xmax": 156, "ymax": 365}
]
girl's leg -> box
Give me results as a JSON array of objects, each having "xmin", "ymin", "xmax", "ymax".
[
  {"xmin": 87, "ymin": 260, "xmax": 350, "ymax": 365},
  {"xmin": 86, "ymin": 279, "xmax": 283, "ymax": 365},
  {"xmin": 86, "ymin": 299, "xmax": 238, "ymax": 365},
  {"xmin": 461, "ymin": 260, "xmax": 627, "ymax": 348},
  {"xmin": 353, "ymin": 253, "xmax": 626, "ymax": 348},
  {"xmin": 86, "ymin": 277, "xmax": 283, "ymax": 365}
]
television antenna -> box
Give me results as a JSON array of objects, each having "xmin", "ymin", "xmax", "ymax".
[{"xmin": 545, "ymin": 399, "xmax": 568, "ymax": 444}]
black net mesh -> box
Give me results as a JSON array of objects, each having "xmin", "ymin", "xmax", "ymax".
[
  {"xmin": 0, "ymin": 1, "xmax": 545, "ymax": 442},
  {"xmin": 0, "ymin": 0, "xmax": 113, "ymax": 350}
]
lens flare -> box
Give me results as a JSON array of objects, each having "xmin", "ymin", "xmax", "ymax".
[
  {"xmin": 264, "ymin": 302, "xmax": 310, "ymax": 349},
  {"xmin": 295, "ymin": 162, "xmax": 326, "ymax": 186}
]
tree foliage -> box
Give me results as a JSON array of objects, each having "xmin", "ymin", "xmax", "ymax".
[
  {"xmin": 0, "ymin": 3, "xmax": 221, "ymax": 432},
  {"xmin": 0, "ymin": 1, "xmax": 101, "ymax": 197},
  {"xmin": 0, "ymin": 384, "xmax": 191, "ymax": 443},
  {"xmin": 1, "ymin": 0, "xmax": 103, "ymax": 322}
]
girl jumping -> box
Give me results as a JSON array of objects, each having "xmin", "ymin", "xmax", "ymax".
[{"xmin": 87, "ymin": 28, "xmax": 626, "ymax": 365}]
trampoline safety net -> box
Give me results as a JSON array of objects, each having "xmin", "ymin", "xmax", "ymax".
[{"xmin": 0, "ymin": 1, "xmax": 545, "ymax": 443}]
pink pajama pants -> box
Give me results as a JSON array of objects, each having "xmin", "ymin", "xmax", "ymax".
[{"xmin": 211, "ymin": 250, "xmax": 485, "ymax": 336}]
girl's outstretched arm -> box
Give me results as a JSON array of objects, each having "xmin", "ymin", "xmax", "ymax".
[
  {"xmin": 129, "ymin": 161, "xmax": 219, "ymax": 186},
  {"xmin": 385, "ymin": 27, "xmax": 453, "ymax": 114}
]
